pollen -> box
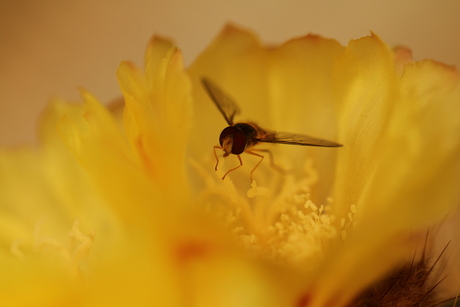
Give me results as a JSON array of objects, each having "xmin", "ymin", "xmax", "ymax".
[
  {"xmin": 260, "ymin": 196, "xmax": 339, "ymax": 269},
  {"xmin": 247, "ymin": 180, "xmax": 269, "ymax": 198},
  {"xmin": 194, "ymin": 154, "xmax": 356, "ymax": 269}
]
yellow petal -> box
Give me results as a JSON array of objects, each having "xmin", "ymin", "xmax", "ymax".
[
  {"xmin": 2, "ymin": 24, "xmax": 459, "ymax": 307},
  {"xmin": 188, "ymin": 24, "xmax": 344, "ymax": 140},
  {"xmin": 143, "ymin": 35, "xmax": 176, "ymax": 75},
  {"xmin": 309, "ymin": 35, "xmax": 460, "ymax": 306},
  {"xmin": 188, "ymin": 25, "xmax": 269, "ymax": 160},
  {"xmin": 2, "ymin": 98, "xmax": 300, "ymax": 307},
  {"xmin": 188, "ymin": 25, "xmax": 344, "ymax": 200},
  {"xmin": 393, "ymin": 46, "xmax": 414, "ymax": 74},
  {"xmin": 362, "ymin": 59, "xmax": 460, "ymax": 226},
  {"xmin": 117, "ymin": 36, "xmax": 192, "ymax": 198},
  {"xmin": 332, "ymin": 33, "xmax": 398, "ymax": 220},
  {"xmin": 0, "ymin": 102, "xmax": 121, "ymax": 254},
  {"xmin": 54, "ymin": 91, "xmax": 161, "ymax": 226}
]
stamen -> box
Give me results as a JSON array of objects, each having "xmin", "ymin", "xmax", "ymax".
[
  {"xmin": 68, "ymin": 220, "xmax": 95, "ymax": 282},
  {"xmin": 15, "ymin": 219, "xmax": 95, "ymax": 283},
  {"xmin": 247, "ymin": 180, "xmax": 269, "ymax": 198},
  {"xmin": 341, "ymin": 204, "xmax": 357, "ymax": 240},
  {"xmin": 194, "ymin": 153, "xmax": 357, "ymax": 269},
  {"xmin": 34, "ymin": 221, "xmax": 72, "ymax": 264}
]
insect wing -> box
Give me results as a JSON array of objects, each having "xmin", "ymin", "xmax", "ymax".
[
  {"xmin": 259, "ymin": 131, "xmax": 342, "ymax": 147},
  {"xmin": 202, "ymin": 78, "xmax": 241, "ymax": 126}
]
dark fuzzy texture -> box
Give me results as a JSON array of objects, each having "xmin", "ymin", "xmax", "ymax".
[{"xmin": 352, "ymin": 240, "xmax": 457, "ymax": 307}]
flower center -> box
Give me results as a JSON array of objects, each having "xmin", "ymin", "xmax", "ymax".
[{"xmin": 193, "ymin": 155, "xmax": 356, "ymax": 270}]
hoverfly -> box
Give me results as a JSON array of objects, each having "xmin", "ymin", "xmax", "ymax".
[{"xmin": 201, "ymin": 77, "xmax": 342, "ymax": 180}]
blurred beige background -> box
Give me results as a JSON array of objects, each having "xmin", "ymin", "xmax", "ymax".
[{"xmin": 1, "ymin": 0, "xmax": 459, "ymax": 145}]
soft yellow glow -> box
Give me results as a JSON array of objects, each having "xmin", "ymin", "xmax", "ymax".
[{"xmin": 1, "ymin": 25, "xmax": 459, "ymax": 306}]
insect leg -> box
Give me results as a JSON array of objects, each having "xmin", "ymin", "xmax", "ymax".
[
  {"xmin": 213, "ymin": 146, "xmax": 222, "ymax": 171},
  {"xmin": 222, "ymin": 155, "xmax": 243, "ymax": 180},
  {"xmin": 245, "ymin": 150, "xmax": 264, "ymax": 181},
  {"xmin": 250, "ymin": 148, "xmax": 293, "ymax": 175}
]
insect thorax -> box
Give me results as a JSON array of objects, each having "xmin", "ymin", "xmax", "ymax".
[{"xmin": 233, "ymin": 123, "xmax": 258, "ymax": 139}]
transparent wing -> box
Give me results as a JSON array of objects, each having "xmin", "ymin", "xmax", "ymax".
[
  {"xmin": 259, "ymin": 131, "xmax": 342, "ymax": 147},
  {"xmin": 202, "ymin": 77, "xmax": 241, "ymax": 126}
]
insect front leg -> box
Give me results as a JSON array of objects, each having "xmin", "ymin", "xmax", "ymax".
[
  {"xmin": 222, "ymin": 155, "xmax": 243, "ymax": 180},
  {"xmin": 213, "ymin": 146, "xmax": 222, "ymax": 171},
  {"xmin": 214, "ymin": 146, "xmax": 244, "ymax": 180}
]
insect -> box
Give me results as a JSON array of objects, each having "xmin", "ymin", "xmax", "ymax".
[{"xmin": 202, "ymin": 77, "xmax": 342, "ymax": 180}]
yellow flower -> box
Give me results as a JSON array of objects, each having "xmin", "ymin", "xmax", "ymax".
[{"xmin": 1, "ymin": 25, "xmax": 460, "ymax": 306}]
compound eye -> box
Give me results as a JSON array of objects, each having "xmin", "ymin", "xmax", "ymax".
[
  {"xmin": 230, "ymin": 129, "xmax": 247, "ymax": 154},
  {"xmin": 219, "ymin": 126, "xmax": 247, "ymax": 155},
  {"xmin": 219, "ymin": 127, "xmax": 235, "ymax": 146}
]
